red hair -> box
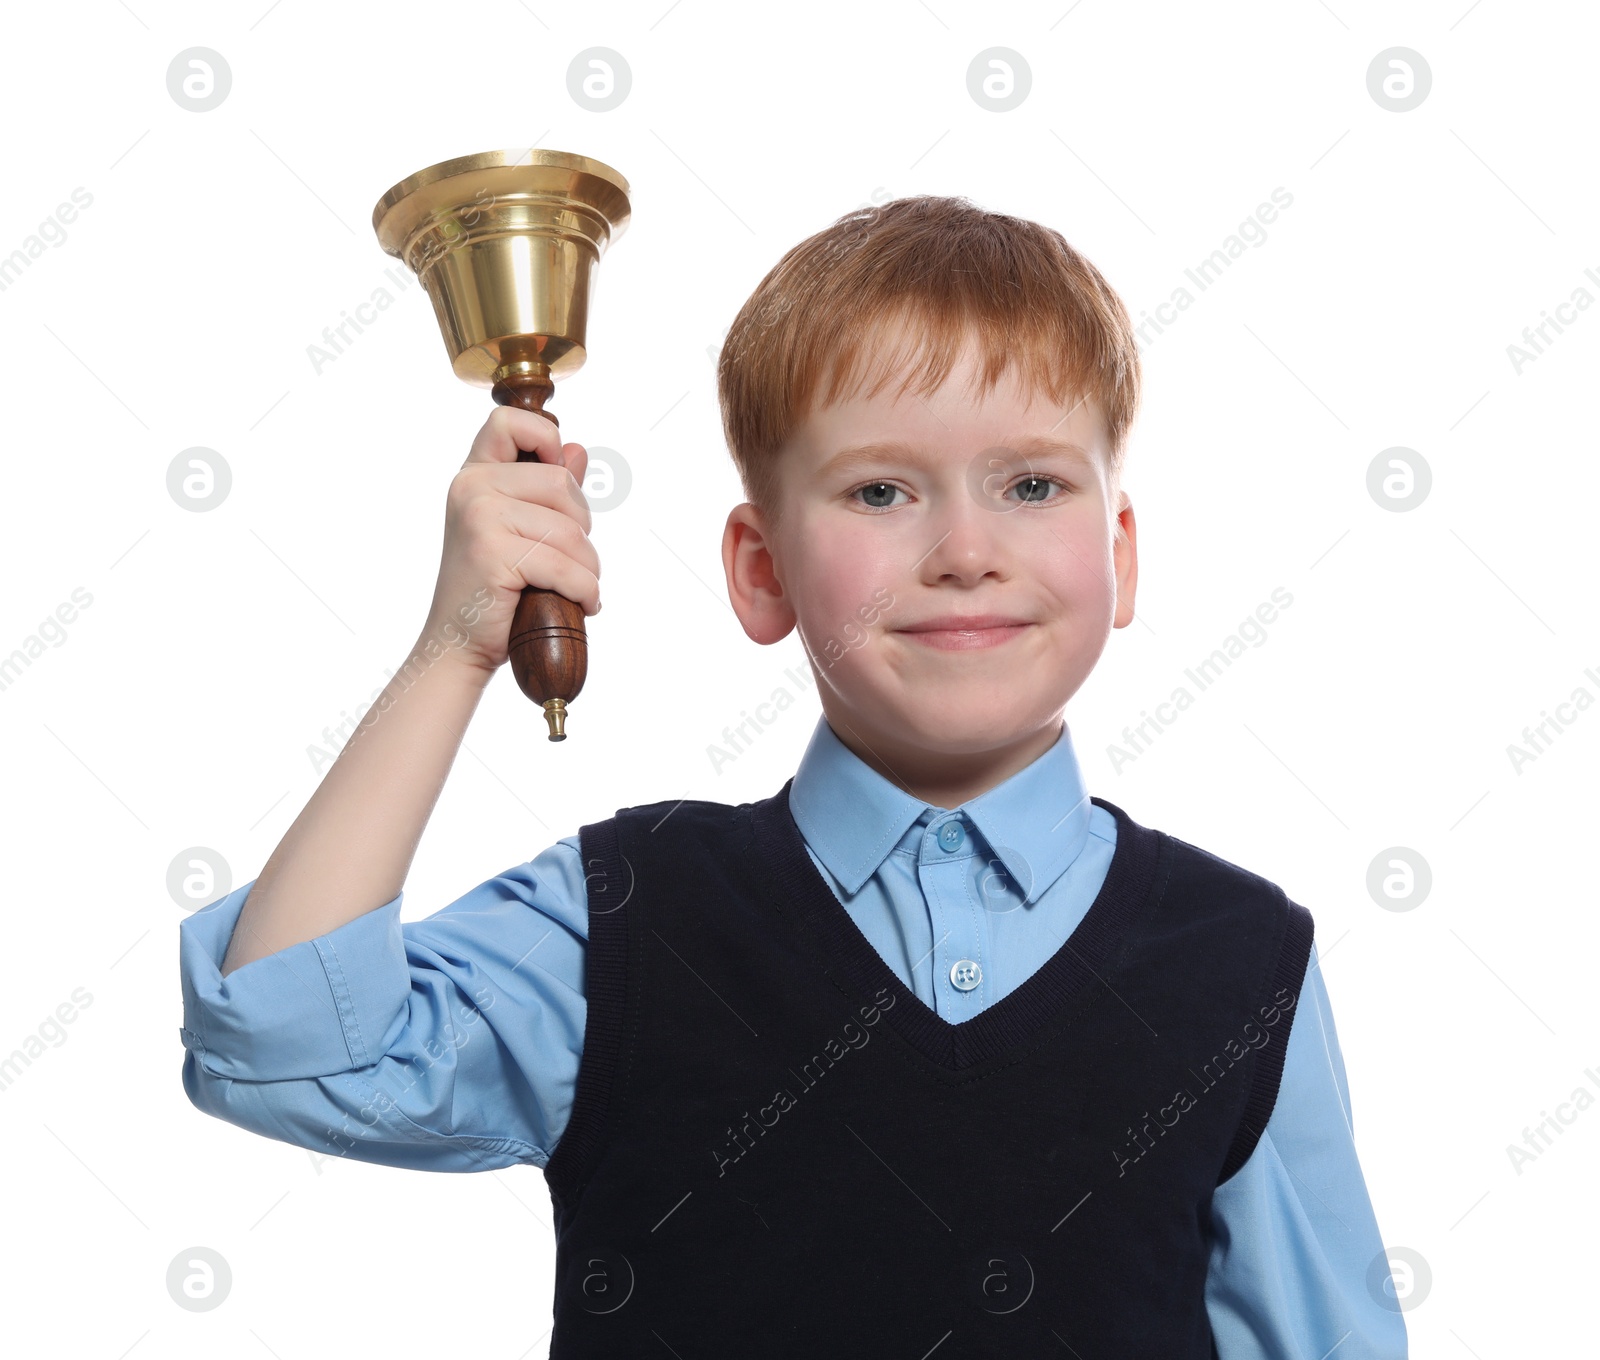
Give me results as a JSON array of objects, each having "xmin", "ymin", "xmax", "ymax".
[{"xmin": 717, "ymin": 194, "xmax": 1141, "ymax": 528}]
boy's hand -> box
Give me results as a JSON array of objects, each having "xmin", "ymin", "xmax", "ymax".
[{"xmin": 422, "ymin": 406, "xmax": 601, "ymax": 676}]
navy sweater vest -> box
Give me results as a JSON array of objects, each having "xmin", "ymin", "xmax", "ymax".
[{"xmin": 542, "ymin": 782, "xmax": 1315, "ymax": 1356}]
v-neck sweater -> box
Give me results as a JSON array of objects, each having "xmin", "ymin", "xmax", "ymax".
[{"xmin": 544, "ymin": 782, "xmax": 1313, "ymax": 1354}]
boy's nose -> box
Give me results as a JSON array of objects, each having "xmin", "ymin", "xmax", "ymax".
[{"xmin": 917, "ymin": 497, "xmax": 1013, "ymax": 583}]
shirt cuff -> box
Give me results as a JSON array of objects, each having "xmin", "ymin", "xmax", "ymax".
[{"xmin": 178, "ymin": 879, "xmax": 410, "ymax": 1081}]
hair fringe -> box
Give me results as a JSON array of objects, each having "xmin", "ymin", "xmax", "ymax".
[{"xmin": 716, "ymin": 194, "xmax": 1142, "ymax": 527}]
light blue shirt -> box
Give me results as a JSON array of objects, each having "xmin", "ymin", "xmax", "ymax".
[{"xmin": 179, "ymin": 714, "xmax": 1407, "ymax": 1358}]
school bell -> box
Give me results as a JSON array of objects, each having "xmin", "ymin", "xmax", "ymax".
[{"xmin": 372, "ymin": 148, "xmax": 631, "ymax": 741}]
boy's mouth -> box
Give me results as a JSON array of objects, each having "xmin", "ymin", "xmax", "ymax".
[{"xmin": 895, "ymin": 614, "xmax": 1034, "ymax": 651}]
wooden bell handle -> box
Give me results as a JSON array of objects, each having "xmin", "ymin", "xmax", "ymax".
[{"xmin": 490, "ymin": 369, "xmax": 587, "ymax": 742}]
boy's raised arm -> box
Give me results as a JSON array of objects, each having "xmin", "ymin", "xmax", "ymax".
[
  {"xmin": 219, "ymin": 407, "xmax": 601, "ymax": 976},
  {"xmin": 180, "ymin": 841, "xmax": 591, "ymax": 1172},
  {"xmin": 219, "ymin": 638, "xmax": 490, "ymax": 975}
]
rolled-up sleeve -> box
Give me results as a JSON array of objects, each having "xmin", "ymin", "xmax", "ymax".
[
  {"xmin": 179, "ymin": 883, "xmax": 411, "ymax": 1080},
  {"xmin": 177, "ymin": 839, "xmax": 590, "ymax": 1173}
]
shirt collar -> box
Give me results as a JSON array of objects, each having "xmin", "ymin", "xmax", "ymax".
[{"xmin": 787, "ymin": 713, "xmax": 1095, "ymax": 905}]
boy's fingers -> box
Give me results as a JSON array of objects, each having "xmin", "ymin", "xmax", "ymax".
[
  {"xmin": 562, "ymin": 441, "xmax": 589, "ymax": 491},
  {"xmin": 470, "ymin": 439, "xmax": 593, "ymax": 531},
  {"xmin": 463, "ymin": 406, "xmax": 566, "ymax": 466}
]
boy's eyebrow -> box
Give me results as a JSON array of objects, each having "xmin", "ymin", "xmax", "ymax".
[{"xmin": 821, "ymin": 435, "xmax": 1096, "ymax": 477}]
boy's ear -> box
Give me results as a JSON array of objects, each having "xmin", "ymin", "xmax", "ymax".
[
  {"xmin": 722, "ymin": 502, "xmax": 798, "ymax": 645},
  {"xmin": 1112, "ymin": 495, "xmax": 1139, "ymax": 630}
]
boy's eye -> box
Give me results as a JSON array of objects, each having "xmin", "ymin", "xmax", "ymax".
[
  {"xmin": 848, "ymin": 476, "xmax": 1069, "ymax": 511},
  {"xmin": 1009, "ymin": 475, "xmax": 1065, "ymax": 504},
  {"xmin": 851, "ymin": 481, "xmax": 907, "ymax": 510}
]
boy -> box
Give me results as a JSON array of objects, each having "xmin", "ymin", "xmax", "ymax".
[{"xmin": 179, "ymin": 195, "xmax": 1408, "ymax": 1356}]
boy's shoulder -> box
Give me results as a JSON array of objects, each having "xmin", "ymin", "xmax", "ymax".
[
  {"xmin": 588, "ymin": 793, "xmax": 755, "ymax": 824},
  {"xmin": 1105, "ymin": 796, "xmax": 1296, "ymax": 890},
  {"xmin": 1098, "ymin": 796, "xmax": 1314, "ymax": 933},
  {"xmin": 578, "ymin": 792, "xmax": 765, "ymax": 849},
  {"xmin": 1110, "ymin": 804, "xmax": 1318, "ymax": 1043},
  {"xmin": 1163, "ymin": 826, "xmax": 1301, "ymax": 905}
]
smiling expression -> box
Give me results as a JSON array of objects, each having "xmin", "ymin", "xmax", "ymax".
[{"xmin": 722, "ymin": 326, "xmax": 1139, "ymax": 804}]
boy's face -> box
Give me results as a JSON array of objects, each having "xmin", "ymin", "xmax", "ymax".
[{"xmin": 722, "ymin": 327, "xmax": 1138, "ymax": 805}]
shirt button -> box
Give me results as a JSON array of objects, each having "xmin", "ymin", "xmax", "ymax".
[
  {"xmin": 949, "ymin": 959, "xmax": 982, "ymax": 991},
  {"xmin": 937, "ymin": 820, "xmax": 966, "ymax": 852}
]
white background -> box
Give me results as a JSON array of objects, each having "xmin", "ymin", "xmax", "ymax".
[{"xmin": 1, "ymin": 0, "xmax": 1594, "ymax": 1354}]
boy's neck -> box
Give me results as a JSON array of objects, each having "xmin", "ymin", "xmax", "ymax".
[{"xmin": 821, "ymin": 710, "xmax": 1067, "ymax": 811}]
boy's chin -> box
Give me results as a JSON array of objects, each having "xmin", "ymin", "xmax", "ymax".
[{"xmin": 851, "ymin": 695, "xmax": 1065, "ymax": 757}]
